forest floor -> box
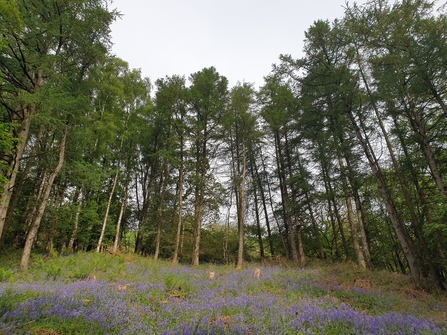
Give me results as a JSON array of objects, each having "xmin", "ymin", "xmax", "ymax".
[{"xmin": 0, "ymin": 250, "xmax": 446, "ymax": 334}]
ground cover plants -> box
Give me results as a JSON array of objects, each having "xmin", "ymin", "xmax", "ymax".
[{"xmin": 0, "ymin": 252, "xmax": 446, "ymax": 335}]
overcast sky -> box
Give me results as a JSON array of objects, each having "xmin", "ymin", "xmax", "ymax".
[{"xmin": 110, "ymin": 1, "xmax": 367, "ymax": 90}]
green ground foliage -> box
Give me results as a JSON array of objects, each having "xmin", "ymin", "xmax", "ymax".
[{"xmin": 0, "ymin": 251, "xmax": 445, "ymax": 334}]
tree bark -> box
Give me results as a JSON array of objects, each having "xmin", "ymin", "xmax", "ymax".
[
  {"xmin": 172, "ymin": 143, "xmax": 184, "ymax": 264},
  {"xmin": 96, "ymin": 168, "xmax": 119, "ymax": 253},
  {"xmin": 154, "ymin": 158, "xmax": 169, "ymax": 260},
  {"xmin": 236, "ymin": 141, "xmax": 247, "ymax": 270},
  {"xmin": 274, "ymin": 130, "xmax": 299, "ymax": 263},
  {"xmin": 0, "ymin": 110, "xmax": 33, "ymax": 240},
  {"xmin": 191, "ymin": 153, "xmax": 206, "ymax": 266},
  {"xmin": 112, "ymin": 178, "xmax": 129, "ymax": 254},
  {"xmin": 252, "ymin": 148, "xmax": 274, "ymax": 256},
  {"xmin": 68, "ymin": 188, "xmax": 83, "ymax": 251},
  {"xmin": 20, "ymin": 124, "xmax": 68, "ymax": 271},
  {"xmin": 347, "ymin": 109, "xmax": 423, "ymax": 286},
  {"xmin": 339, "ymin": 156, "xmax": 366, "ymax": 268},
  {"xmin": 252, "ymin": 185, "xmax": 265, "ymax": 259},
  {"xmin": 0, "ymin": 124, "xmax": 45, "ymax": 249}
]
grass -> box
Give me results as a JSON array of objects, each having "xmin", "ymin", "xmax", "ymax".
[{"xmin": 0, "ymin": 251, "xmax": 446, "ymax": 334}]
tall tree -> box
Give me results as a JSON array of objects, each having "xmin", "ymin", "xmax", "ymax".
[
  {"xmin": 224, "ymin": 82, "xmax": 258, "ymax": 270},
  {"xmin": 259, "ymin": 76, "xmax": 300, "ymax": 264},
  {"xmin": 0, "ymin": 0, "xmax": 118, "ymax": 243},
  {"xmin": 188, "ymin": 67, "xmax": 228, "ymax": 266},
  {"xmin": 153, "ymin": 75, "xmax": 188, "ymax": 264},
  {"xmin": 20, "ymin": 124, "xmax": 68, "ymax": 270}
]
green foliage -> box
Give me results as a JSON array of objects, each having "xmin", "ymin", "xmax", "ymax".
[
  {"xmin": 0, "ymin": 0, "xmax": 22, "ymax": 48},
  {"xmin": 0, "ymin": 253, "xmax": 444, "ymax": 334},
  {"xmin": 0, "ymin": 268, "xmax": 14, "ymax": 282},
  {"xmin": 0, "ymin": 121, "xmax": 20, "ymax": 189}
]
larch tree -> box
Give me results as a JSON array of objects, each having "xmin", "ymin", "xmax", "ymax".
[
  {"xmin": 224, "ymin": 82, "xmax": 258, "ymax": 270},
  {"xmin": 188, "ymin": 67, "xmax": 228, "ymax": 266}
]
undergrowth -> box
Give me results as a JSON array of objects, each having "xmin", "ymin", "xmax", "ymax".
[{"xmin": 0, "ymin": 251, "xmax": 445, "ymax": 335}]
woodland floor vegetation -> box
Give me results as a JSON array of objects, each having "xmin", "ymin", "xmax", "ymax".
[{"xmin": 0, "ymin": 251, "xmax": 445, "ymax": 334}]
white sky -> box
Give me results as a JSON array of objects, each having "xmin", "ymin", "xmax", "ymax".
[{"xmin": 110, "ymin": 0, "xmax": 367, "ymax": 90}]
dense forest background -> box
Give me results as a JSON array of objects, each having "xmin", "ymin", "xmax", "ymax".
[{"xmin": 1, "ymin": 0, "xmax": 446, "ymax": 290}]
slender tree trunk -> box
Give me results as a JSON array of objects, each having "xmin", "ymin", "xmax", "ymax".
[
  {"xmin": 339, "ymin": 156, "xmax": 366, "ymax": 268},
  {"xmin": 68, "ymin": 189, "xmax": 83, "ymax": 251},
  {"xmin": 191, "ymin": 137, "xmax": 207, "ymax": 266},
  {"xmin": 321, "ymin": 169, "xmax": 341, "ymax": 262},
  {"xmin": 327, "ymin": 200, "xmax": 341, "ymax": 261},
  {"xmin": 404, "ymin": 89, "xmax": 445, "ymax": 196},
  {"xmin": 354, "ymin": 190, "xmax": 371, "ymax": 265},
  {"xmin": 262, "ymin": 151, "xmax": 287, "ymax": 257},
  {"xmin": 347, "ymin": 109, "xmax": 423, "ymax": 286},
  {"xmin": 223, "ymin": 190, "xmax": 233, "ymax": 264},
  {"xmin": 0, "ymin": 125, "xmax": 45, "ymax": 249},
  {"xmin": 346, "ymin": 194, "xmax": 366, "ymax": 268},
  {"xmin": 20, "ymin": 125, "xmax": 68, "ymax": 271},
  {"xmin": 284, "ymin": 132, "xmax": 306, "ymax": 266},
  {"xmin": 96, "ymin": 168, "xmax": 119, "ymax": 253},
  {"xmin": 296, "ymin": 225, "xmax": 306, "ymax": 266},
  {"xmin": 135, "ymin": 173, "xmax": 154, "ymax": 254},
  {"xmin": 172, "ymin": 142, "xmax": 184, "ymax": 264},
  {"xmin": 253, "ymin": 186, "xmax": 265, "ymax": 259},
  {"xmin": 0, "ymin": 110, "xmax": 33, "ymax": 240},
  {"xmin": 191, "ymin": 192, "xmax": 204, "ymax": 266},
  {"xmin": 252, "ymin": 148, "xmax": 274, "ymax": 256},
  {"xmin": 357, "ymin": 56, "xmax": 442, "ymax": 284},
  {"xmin": 236, "ymin": 142, "xmax": 247, "ymax": 270},
  {"xmin": 154, "ymin": 158, "xmax": 169, "ymax": 260},
  {"xmin": 305, "ymin": 191, "xmax": 324, "ymax": 259},
  {"xmin": 391, "ymin": 114, "xmax": 445, "ymax": 289},
  {"xmin": 191, "ymin": 153, "xmax": 206, "ymax": 266},
  {"xmin": 333, "ymin": 198, "xmax": 349, "ymax": 259},
  {"xmin": 112, "ymin": 178, "xmax": 129, "ymax": 254},
  {"xmin": 274, "ymin": 130, "xmax": 299, "ymax": 263}
]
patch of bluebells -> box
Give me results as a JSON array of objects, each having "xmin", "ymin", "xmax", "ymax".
[{"xmin": 0, "ymin": 263, "xmax": 445, "ymax": 335}]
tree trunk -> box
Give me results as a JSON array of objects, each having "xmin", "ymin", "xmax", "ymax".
[
  {"xmin": 354, "ymin": 190, "xmax": 371, "ymax": 265},
  {"xmin": 191, "ymin": 152, "xmax": 206, "ymax": 266},
  {"xmin": 338, "ymin": 156, "xmax": 366, "ymax": 268},
  {"xmin": 252, "ymin": 148, "xmax": 274, "ymax": 256},
  {"xmin": 346, "ymin": 194, "xmax": 366, "ymax": 268},
  {"xmin": 135, "ymin": 172, "xmax": 154, "ymax": 255},
  {"xmin": 191, "ymin": 194, "xmax": 203, "ymax": 266},
  {"xmin": 347, "ymin": 109, "xmax": 423, "ymax": 286},
  {"xmin": 284, "ymin": 132, "xmax": 306, "ymax": 266},
  {"xmin": 154, "ymin": 158, "xmax": 169, "ymax": 260},
  {"xmin": 0, "ymin": 124, "xmax": 45, "ymax": 249},
  {"xmin": 236, "ymin": 142, "xmax": 247, "ymax": 270},
  {"xmin": 68, "ymin": 189, "xmax": 83, "ymax": 251},
  {"xmin": 96, "ymin": 168, "xmax": 119, "ymax": 253},
  {"xmin": 0, "ymin": 110, "xmax": 33, "ymax": 240},
  {"xmin": 357, "ymin": 54, "xmax": 440, "ymax": 279},
  {"xmin": 321, "ymin": 169, "xmax": 341, "ymax": 262},
  {"xmin": 262, "ymin": 151, "xmax": 287, "ymax": 258},
  {"xmin": 253, "ymin": 186, "xmax": 265, "ymax": 259},
  {"xmin": 305, "ymin": 191, "xmax": 324, "ymax": 259},
  {"xmin": 274, "ymin": 130, "xmax": 299, "ymax": 263},
  {"xmin": 172, "ymin": 143, "xmax": 184, "ymax": 264},
  {"xmin": 296, "ymin": 224, "xmax": 306, "ymax": 266},
  {"xmin": 191, "ymin": 137, "xmax": 207, "ymax": 266},
  {"xmin": 405, "ymin": 89, "xmax": 445, "ymax": 196},
  {"xmin": 20, "ymin": 125, "xmax": 68, "ymax": 271},
  {"xmin": 112, "ymin": 178, "xmax": 129, "ymax": 254}
]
